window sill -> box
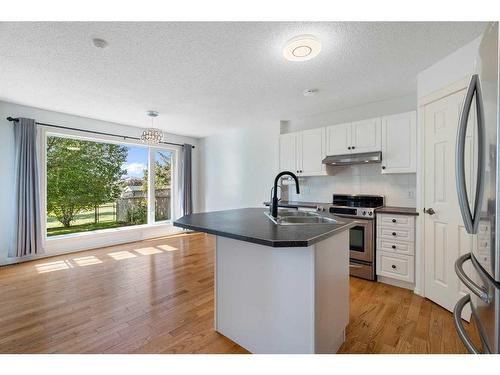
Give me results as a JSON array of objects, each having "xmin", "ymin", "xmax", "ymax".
[{"xmin": 45, "ymin": 221, "xmax": 174, "ymax": 241}]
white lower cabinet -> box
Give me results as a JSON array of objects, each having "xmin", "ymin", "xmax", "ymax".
[
  {"xmin": 376, "ymin": 213, "xmax": 416, "ymax": 284},
  {"xmin": 377, "ymin": 251, "xmax": 415, "ymax": 283}
]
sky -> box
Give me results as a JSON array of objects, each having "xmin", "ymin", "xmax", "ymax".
[
  {"xmin": 122, "ymin": 146, "xmax": 173, "ymax": 179},
  {"xmin": 122, "ymin": 146, "xmax": 147, "ymax": 178}
]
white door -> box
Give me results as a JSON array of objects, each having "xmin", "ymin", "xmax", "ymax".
[
  {"xmin": 423, "ymin": 88, "xmax": 476, "ymax": 316},
  {"xmin": 351, "ymin": 118, "xmax": 381, "ymax": 153},
  {"xmin": 381, "ymin": 111, "xmax": 417, "ymax": 174},
  {"xmin": 326, "ymin": 123, "xmax": 351, "ymax": 156},
  {"xmin": 299, "ymin": 128, "xmax": 326, "ymax": 176},
  {"xmin": 279, "ymin": 133, "xmax": 297, "ymax": 173}
]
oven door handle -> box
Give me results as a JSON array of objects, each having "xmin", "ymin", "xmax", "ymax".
[{"xmin": 349, "ymin": 263, "xmax": 364, "ymax": 269}]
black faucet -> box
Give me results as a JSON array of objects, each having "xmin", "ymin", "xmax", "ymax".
[{"xmin": 271, "ymin": 171, "xmax": 300, "ymax": 219}]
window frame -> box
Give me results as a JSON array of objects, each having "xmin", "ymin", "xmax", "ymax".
[{"xmin": 39, "ymin": 126, "xmax": 180, "ymax": 240}]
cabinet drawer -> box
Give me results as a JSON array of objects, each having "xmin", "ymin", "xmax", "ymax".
[
  {"xmin": 377, "ymin": 226, "xmax": 414, "ymax": 243},
  {"xmin": 377, "ymin": 251, "xmax": 414, "ymax": 283},
  {"xmin": 377, "ymin": 239, "xmax": 414, "ymax": 256},
  {"xmin": 377, "ymin": 214, "xmax": 414, "ymax": 228}
]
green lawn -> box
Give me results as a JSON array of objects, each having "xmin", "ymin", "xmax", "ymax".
[
  {"xmin": 47, "ymin": 204, "xmax": 116, "ymax": 229},
  {"xmin": 47, "ymin": 203, "xmax": 126, "ymax": 236},
  {"xmin": 46, "ymin": 221, "xmax": 134, "ymax": 237}
]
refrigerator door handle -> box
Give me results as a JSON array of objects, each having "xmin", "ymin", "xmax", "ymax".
[
  {"xmin": 453, "ymin": 294, "xmax": 481, "ymax": 354},
  {"xmin": 455, "ymin": 253, "xmax": 490, "ymax": 303},
  {"xmin": 455, "ymin": 74, "xmax": 486, "ymax": 234}
]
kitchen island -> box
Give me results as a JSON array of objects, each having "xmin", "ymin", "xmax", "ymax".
[{"xmin": 174, "ymin": 208, "xmax": 354, "ymax": 354}]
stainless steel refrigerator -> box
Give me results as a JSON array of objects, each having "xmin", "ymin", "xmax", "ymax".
[{"xmin": 454, "ymin": 22, "xmax": 500, "ymax": 354}]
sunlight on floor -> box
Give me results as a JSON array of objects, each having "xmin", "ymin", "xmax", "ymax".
[
  {"xmin": 72, "ymin": 255, "xmax": 103, "ymax": 266},
  {"xmin": 35, "ymin": 260, "xmax": 73, "ymax": 273},
  {"xmin": 134, "ymin": 247, "xmax": 164, "ymax": 255},
  {"xmin": 33, "ymin": 240, "xmax": 181, "ymax": 274},
  {"xmin": 156, "ymin": 244, "xmax": 179, "ymax": 252},
  {"xmin": 107, "ymin": 251, "xmax": 137, "ymax": 260}
]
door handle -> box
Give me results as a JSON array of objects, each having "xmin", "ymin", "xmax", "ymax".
[
  {"xmin": 424, "ymin": 207, "xmax": 436, "ymax": 215},
  {"xmin": 456, "ymin": 74, "xmax": 486, "ymax": 234},
  {"xmin": 453, "ymin": 294, "xmax": 482, "ymax": 354}
]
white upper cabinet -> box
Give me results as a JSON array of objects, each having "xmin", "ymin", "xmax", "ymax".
[
  {"xmin": 326, "ymin": 118, "xmax": 381, "ymax": 156},
  {"xmin": 326, "ymin": 123, "xmax": 351, "ymax": 155},
  {"xmin": 279, "ymin": 111, "xmax": 416, "ymax": 176},
  {"xmin": 279, "ymin": 128, "xmax": 326, "ymax": 176},
  {"xmin": 279, "ymin": 132, "xmax": 297, "ymax": 173},
  {"xmin": 351, "ymin": 117, "xmax": 382, "ymax": 153},
  {"xmin": 381, "ymin": 111, "xmax": 417, "ymax": 174},
  {"xmin": 299, "ymin": 128, "xmax": 326, "ymax": 176}
]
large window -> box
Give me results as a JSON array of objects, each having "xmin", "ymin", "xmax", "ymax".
[{"xmin": 45, "ymin": 134, "xmax": 176, "ymax": 237}]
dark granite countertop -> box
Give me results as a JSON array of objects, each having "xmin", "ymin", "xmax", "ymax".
[
  {"xmin": 173, "ymin": 207, "xmax": 355, "ymax": 248},
  {"xmin": 375, "ymin": 206, "xmax": 419, "ymax": 216},
  {"xmin": 262, "ymin": 200, "xmax": 326, "ymax": 209}
]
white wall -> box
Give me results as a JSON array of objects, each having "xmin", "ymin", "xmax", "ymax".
[
  {"xmin": 199, "ymin": 121, "xmax": 280, "ymax": 211},
  {"xmin": 0, "ymin": 100, "xmax": 200, "ymax": 265},
  {"xmin": 283, "ymin": 95, "xmax": 416, "ymax": 133},
  {"xmin": 417, "ymin": 36, "xmax": 481, "ymax": 99}
]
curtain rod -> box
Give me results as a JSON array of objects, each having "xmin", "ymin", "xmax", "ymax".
[{"xmin": 6, "ymin": 117, "xmax": 195, "ymax": 149}]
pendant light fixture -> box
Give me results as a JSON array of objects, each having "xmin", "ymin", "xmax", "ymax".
[{"xmin": 140, "ymin": 110, "xmax": 164, "ymax": 144}]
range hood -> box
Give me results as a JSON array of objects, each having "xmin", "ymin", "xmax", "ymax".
[{"xmin": 322, "ymin": 151, "xmax": 382, "ymax": 166}]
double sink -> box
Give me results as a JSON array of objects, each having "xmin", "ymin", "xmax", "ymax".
[{"xmin": 265, "ymin": 209, "xmax": 341, "ymax": 226}]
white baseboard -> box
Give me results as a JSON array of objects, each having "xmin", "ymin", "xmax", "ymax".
[{"xmin": 378, "ymin": 275, "xmax": 415, "ymax": 291}]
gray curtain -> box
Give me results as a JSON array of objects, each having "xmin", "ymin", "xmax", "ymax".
[
  {"xmin": 181, "ymin": 144, "xmax": 193, "ymax": 216},
  {"xmin": 9, "ymin": 118, "xmax": 43, "ymax": 257}
]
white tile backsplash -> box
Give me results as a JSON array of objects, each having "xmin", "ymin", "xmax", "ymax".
[{"xmin": 288, "ymin": 164, "xmax": 416, "ymax": 207}]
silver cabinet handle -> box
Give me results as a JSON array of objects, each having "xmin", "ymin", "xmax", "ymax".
[
  {"xmin": 455, "ymin": 253, "xmax": 490, "ymax": 303},
  {"xmin": 453, "ymin": 294, "xmax": 481, "ymax": 354},
  {"xmin": 456, "ymin": 74, "xmax": 486, "ymax": 234}
]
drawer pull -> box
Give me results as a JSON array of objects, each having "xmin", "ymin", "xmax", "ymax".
[
  {"xmin": 392, "ymin": 245, "xmax": 396, "ymax": 249},
  {"xmin": 391, "ymin": 264, "xmax": 396, "ymax": 269},
  {"xmin": 392, "ymin": 219, "xmax": 396, "ymax": 223},
  {"xmin": 392, "ymin": 232, "xmax": 396, "ymax": 236}
]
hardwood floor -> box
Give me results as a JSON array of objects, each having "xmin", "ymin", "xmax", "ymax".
[
  {"xmin": 0, "ymin": 232, "xmax": 478, "ymax": 354},
  {"xmin": 0, "ymin": 232, "xmax": 247, "ymax": 354},
  {"xmin": 338, "ymin": 276, "xmax": 480, "ymax": 354}
]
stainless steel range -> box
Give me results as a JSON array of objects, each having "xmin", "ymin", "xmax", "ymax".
[{"xmin": 317, "ymin": 194, "xmax": 385, "ymax": 281}]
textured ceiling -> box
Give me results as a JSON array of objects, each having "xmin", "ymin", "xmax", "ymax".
[{"xmin": 0, "ymin": 22, "xmax": 487, "ymax": 137}]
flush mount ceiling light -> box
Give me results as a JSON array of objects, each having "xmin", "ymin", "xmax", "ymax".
[
  {"xmin": 283, "ymin": 35, "xmax": 321, "ymax": 62},
  {"xmin": 140, "ymin": 111, "xmax": 164, "ymax": 145}
]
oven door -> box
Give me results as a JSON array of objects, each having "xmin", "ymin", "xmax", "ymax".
[{"xmin": 349, "ymin": 220, "xmax": 373, "ymax": 263}]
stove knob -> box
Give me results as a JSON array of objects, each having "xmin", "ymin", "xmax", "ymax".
[
  {"xmin": 369, "ymin": 212, "xmax": 373, "ymax": 216},
  {"xmin": 362, "ymin": 211, "xmax": 366, "ymax": 216}
]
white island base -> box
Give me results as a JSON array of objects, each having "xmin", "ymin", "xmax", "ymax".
[{"xmin": 214, "ymin": 230, "xmax": 349, "ymax": 354}]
